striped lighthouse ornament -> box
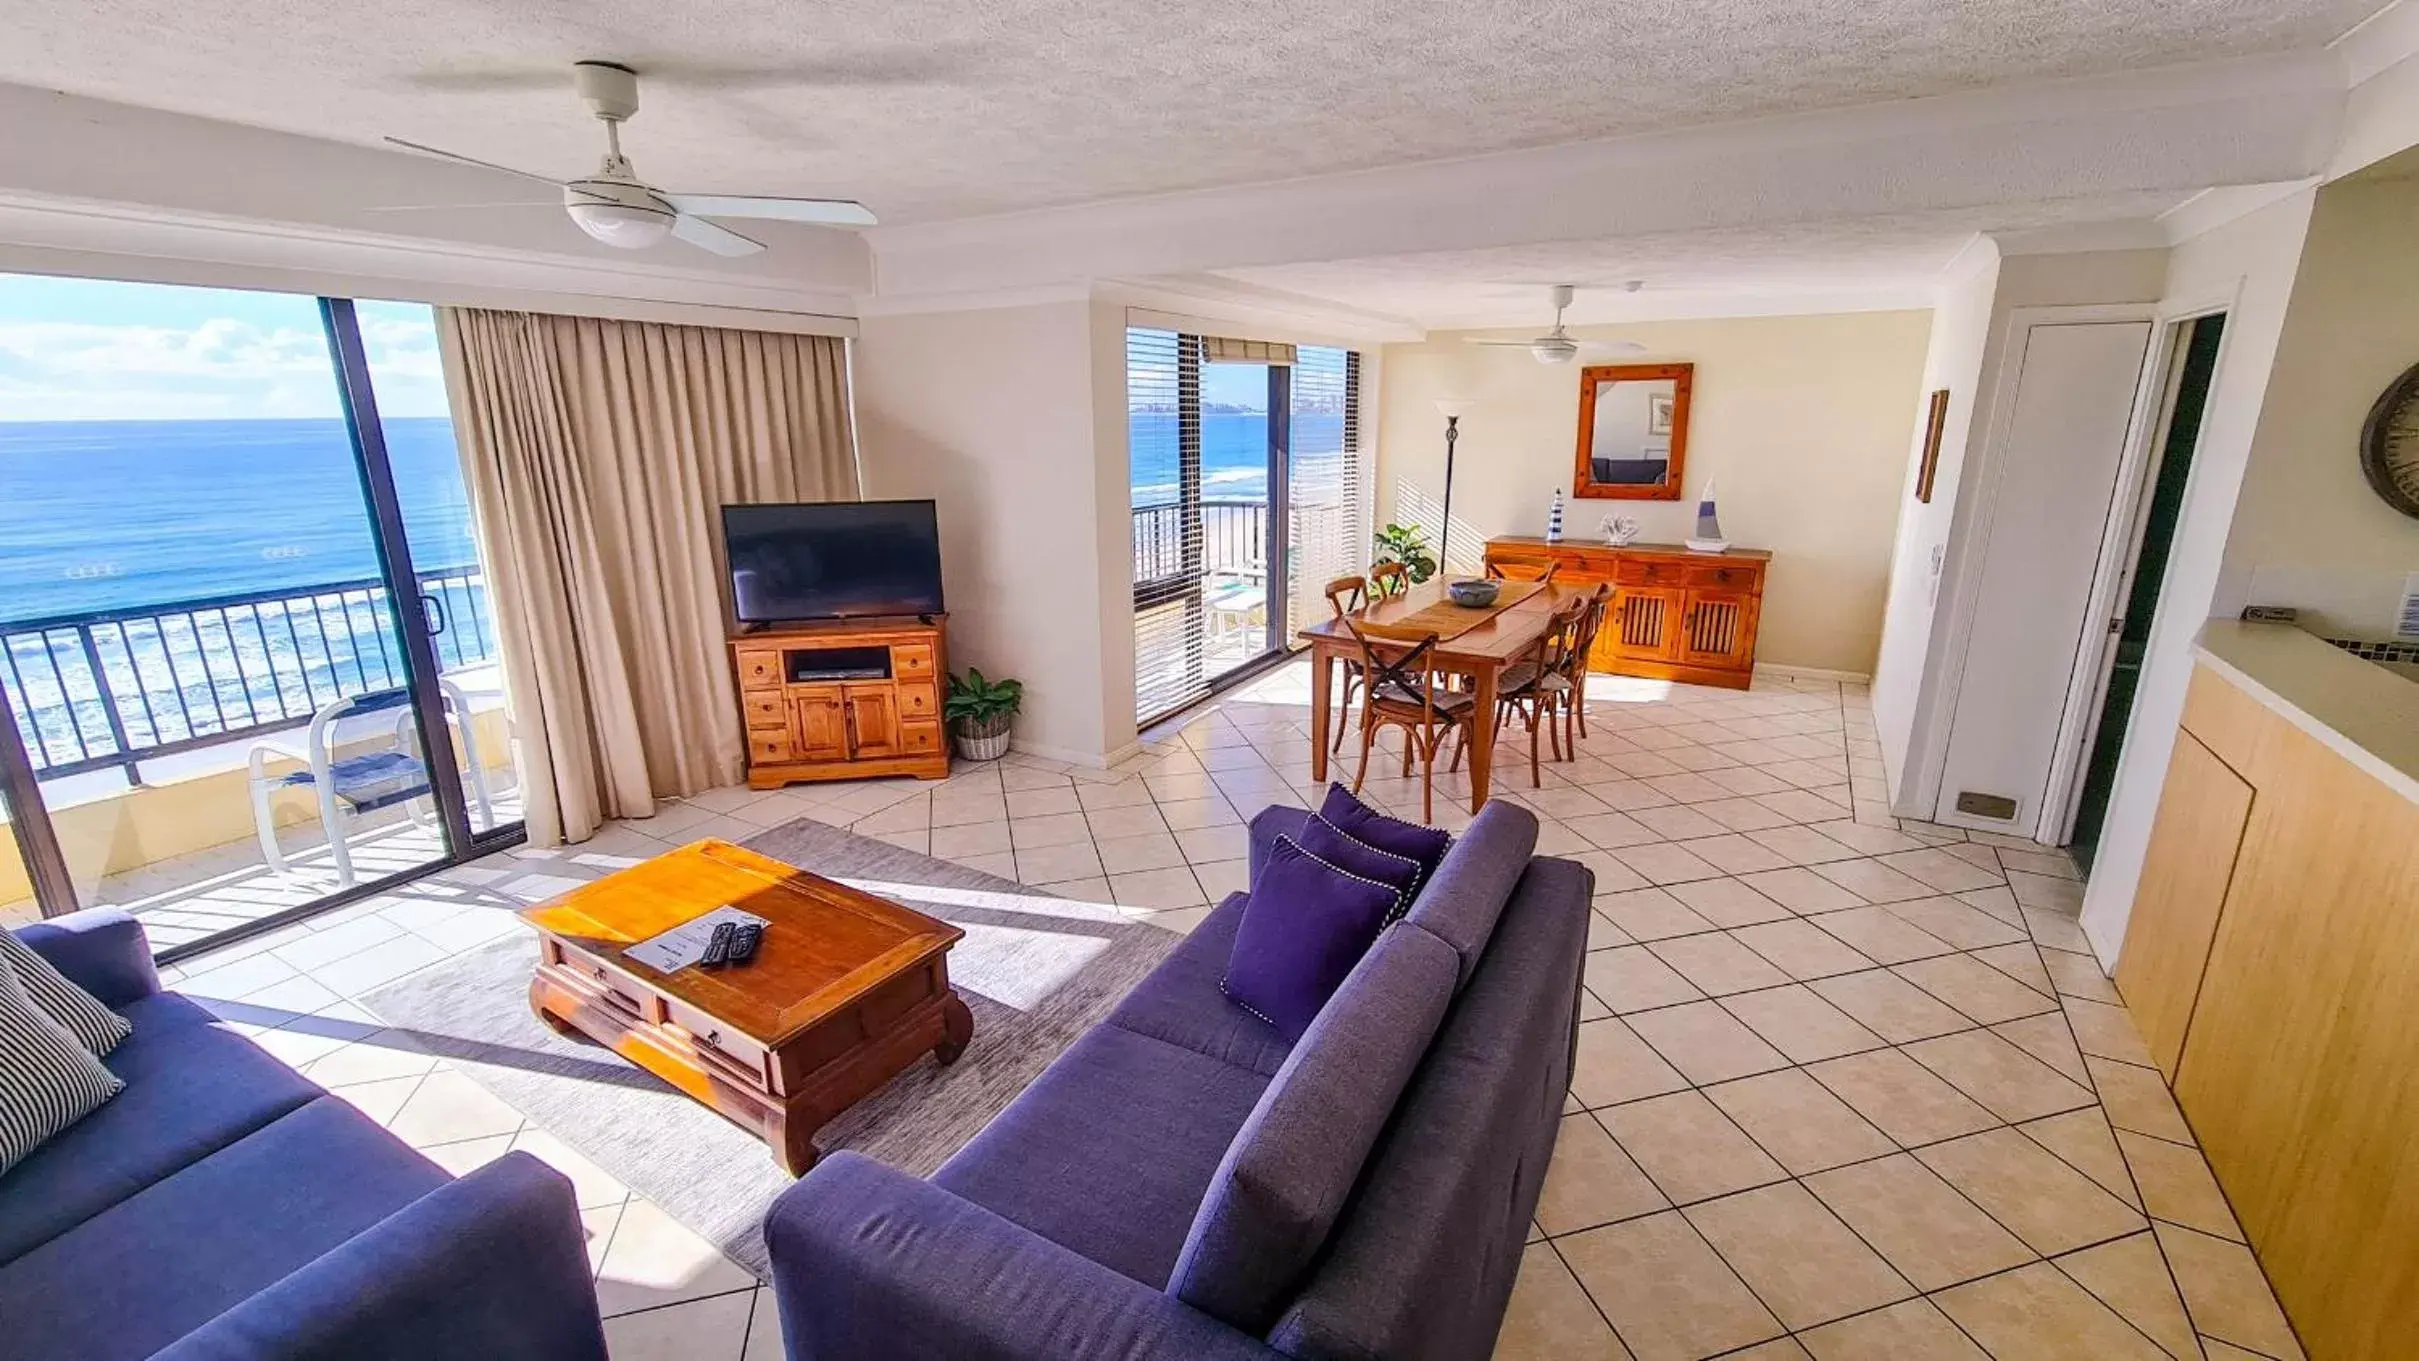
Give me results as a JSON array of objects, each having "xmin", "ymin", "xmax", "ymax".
[{"xmin": 1546, "ymin": 488, "xmax": 1565, "ymax": 543}]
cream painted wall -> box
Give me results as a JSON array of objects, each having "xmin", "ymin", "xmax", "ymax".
[
  {"xmin": 1376, "ymin": 312, "xmax": 1933, "ymax": 677},
  {"xmin": 853, "ymin": 301, "xmax": 1118, "ymax": 763},
  {"xmin": 2218, "ymin": 171, "xmax": 2419, "ymax": 638}
]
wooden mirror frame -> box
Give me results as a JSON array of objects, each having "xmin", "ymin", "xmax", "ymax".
[{"xmin": 1573, "ymin": 362, "xmax": 1693, "ymax": 501}]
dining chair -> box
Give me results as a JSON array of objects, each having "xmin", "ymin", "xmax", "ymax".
[
  {"xmin": 1344, "ymin": 619, "xmax": 1473, "ymax": 824},
  {"xmin": 1324, "ymin": 574, "xmax": 1369, "ymax": 754},
  {"xmin": 1484, "ymin": 560, "xmax": 1561, "ymax": 584},
  {"xmin": 1368, "ymin": 561, "xmax": 1410, "ymax": 599},
  {"xmin": 1563, "ymin": 583, "xmax": 1614, "ymax": 743},
  {"xmin": 1464, "ymin": 596, "xmax": 1589, "ymax": 787}
]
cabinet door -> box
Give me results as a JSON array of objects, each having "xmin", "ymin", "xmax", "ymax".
[
  {"xmin": 790, "ymin": 687, "xmax": 849, "ymax": 763},
  {"xmin": 845, "ymin": 684, "xmax": 902, "ymax": 759},
  {"xmin": 2114, "ymin": 730, "xmax": 2253, "ymax": 1079},
  {"xmin": 1678, "ymin": 590, "xmax": 1757, "ymax": 670},
  {"xmin": 1610, "ymin": 587, "xmax": 1685, "ymax": 662}
]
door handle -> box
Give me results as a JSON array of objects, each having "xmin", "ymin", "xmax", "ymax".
[{"xmin": 420, "ymin": 592, "xmax": 450, "ymax": 637}]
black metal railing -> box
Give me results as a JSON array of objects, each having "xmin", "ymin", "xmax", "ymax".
[
  {"xmin": 0, "ymin": 566, "xmax": 496, "ymax": 782},
  {"xmin": 1132, "ymin": 498, "xmax": 1268, "ymax": 587}
]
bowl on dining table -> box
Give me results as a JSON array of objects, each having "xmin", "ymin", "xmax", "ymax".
[{"xmin": 1445, "ymin": 578, "xmax": 1501, "ymax": 608}]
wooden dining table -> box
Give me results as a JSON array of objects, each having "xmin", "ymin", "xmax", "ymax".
[{"xmin": 1299, "ymin": 577, "xmax": 1592, "ymax": 814}]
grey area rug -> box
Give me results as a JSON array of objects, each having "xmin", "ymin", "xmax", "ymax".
[{"xmin": 362, "ymin": 817, "xmax": 1179, "ymax": 1278}]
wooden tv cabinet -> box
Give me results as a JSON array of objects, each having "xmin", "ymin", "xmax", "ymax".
[
  {"xmin": 731, "ymin": 617, "xmax": 951, "ymax": 788},
  {"xmin": 1483, "ymin": 536, "xmax": 1770, "ymax": 690}
]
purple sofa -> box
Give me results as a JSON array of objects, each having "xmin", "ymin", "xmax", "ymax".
[
  {"xmin": 0, "ymin": 908, "xmax": 609, "ymax": 1361},
  {"xmin": 765, "ymin": 799, "xmax": 1591, "ymax": 1360}
]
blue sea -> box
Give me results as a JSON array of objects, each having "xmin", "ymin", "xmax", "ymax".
[{"xmin": 1129, "ymin": 410, "xmax": 1344, "ymax": 507}]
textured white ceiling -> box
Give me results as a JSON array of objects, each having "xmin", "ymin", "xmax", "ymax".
[{"xmin": 0, "ymin": 0, "xmax": 2380, "ymax": 223}]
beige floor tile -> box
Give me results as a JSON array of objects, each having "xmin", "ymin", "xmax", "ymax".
[
  {"xmin": 594, "ymin": 1198, "xmax": 758, "ymax": 1317},
  {"xmin": 1892, "ymin": 954, "xmax": 2058, "ymax": 1025},
  {"xmin": 1631, "ymin": 803, "xmax": 1729, "ymax": 840},
  {"xmin": 950, "ymin": 849, "xmax": 1019, "ymax": 879},
  {"xmin": 1967, "ymin": 941, "xmax": 2055, "ymax": 994},
  {"xmin": 1720, "ymin": 1341, "xmax": 1813, "ymax": 1359},
  {"xmin": 1569, "ymin": 850, "xmax": 1652, "ymax": 894},
  {"xmin": 1493, "ymin": 1243, "xmax": 1637, "ymax": 1360},
  {"xmin": 1666, "ymin": 876, "xmax": 1794, "ymax": 928},
  {"xmin": 1557, "ymin": 1212, "xmax": 1785, "ymax": 1361},
  {"xmin": 1695, "ymin": 796, "xmax": 1798, "ymax": 832},
  {"xmin": 1625, "ymin": 1000, "xmax": 1793, "ymax": 1085},
  {"xmin": 386, "ymin": 1069, "xmax": 525, "ymax": 1148},
  {"xmin": 2022, "ymin": 905, "xmax": 2094, "ymax": 954},
  {"xmin": 1803, "ymin": 906, "xmax": 1957, "ymax": 965},
  {"xmin": 1676, "ymin": 834, "xmax": 1796, "ymax": 876},
  {"xmin": 1953, "ymin": 884, "xmax": 2028, "ymax": 928},
  {"xmin": 1717, "ymin": 984, "xmax": 1887, "ymax": 1065},
  {"xmin": 1933, "ymin": 1261, "xmax": 2169, "ymax": 1361},
  {"xmin": 2200, "ymin": 1339, "xmax": 2274, "ymax": 1360},
  {"xmin": 2040, "ymin": 946, "xmax": 2123, "ymax": 1004},
  {"xmin": 1155, "ymin": 795, "xmax": 1241, "ymax": 830},
  {"xmin": 1809, "ymin": 969, "xmax": 1975, "ymax": 1043},
  {"xmin": 1598, "ymin": 1090, "xmax": 1787, "ymax": 1205},
  {"xmin": 1876, "ymin": 848, "xmax": 2006, "ymax": 894},
  {"xmin": 601, "ymin": 1288, "xmax": 755, "ymax": 1359},
  {"xmin": 1884, "ymin": 897, "xmax": 2028, "ymax": 951},
  {"xmin": 510, "ymin": 1128, "xmax": 632, "ymax": 1210},
  {"xmin": 1594, "ymin": 887, "xmax": 1721, "ymax": 942},
  {"xmin": 928, "ymin": 820, "xmax": 1012, "ymax": 859},
  {"xmin": 1809, "ymin": 856, "xmax": 1935, "ymax": 903},
  {"xmin": 1731, "ymin": 919, "xmax": 1879, "ymax": 980},
  {"xmin": 2009, "ymin": 871, "xmax": 2087, "ymax": 914},
  {"xmin": 1988, "ymin": 1101, "xmax": 2120, "ymax": 1196},
  {"xmin": 2054, "ymin": 1231, "xmax": 2202, "ymax": 1361},
  {"xmin": 1007, "ymin": 811, "xmax": 1093, "ymax": 849},
  {"xmin": 1588, "ymin": 910, "xmax": 1637, "ymax": 951},
  {"xmin": 1571, "ymin": 1017, "xmax": 1691, "ymax": 1108},
  {"xmin": 1736, "ymin": 866, "xmax": 1870, "ymax": 915},
  {"xmin": 2063, "ymin": 997, "xmax": 2157, "ymax": 1068},
  {"xmin": 1685, "ymin": 1182, "xmax": 1914, "ymax": 1330},
  {"xmin": 2115, "ymin": 1130, "xmax": 2241, "ymax": 1241},
  {"xmin": 2154, "ymin": 1222, "xmax": 2304, "ymax": 1360},
  {"xmin": 1700, "ymin": 1070, "xmax": 1885, "ymax": 1176},
  {"xmin": 1985, "ymin": 1013, "xmax": 2092, "ymax": 1087},
  {"xmin": 1917, "ymin": 1128, "xmax": 2147, "ymax": 1255},
  {"xmin": 1585, "ymin": 945, "xmax": 1709, "ymax": 1014},
  {"xmin": 1565, "ymin": 810, "xmax": 1666, "ymax": 850},
  {"xmin": 1078, "ymin": 804, "xmax": 1170, "ymax": 844},
  {"xmin": 1806, "ymin": 1048, "xmax": 1998, "ymax": 1147},
  {"xmin": 1744, "ymin": 824, "xmax": 1865, "ymax": 867},
  {"xmin": 1803, "ymin": 819, "xmax": 1931, "ymax": 857},
  {"xmin": 2087, "ymin": 1056, "xmax": 2196, "ymax": 1144},
  {"xmin": 1537, "ymin": 1112, "xmax": 1671, "ymax": 1234},
  {"xmin": 1903, "ymin": 1030, "xmax": 2096, "ymax": 1123},
  {"xmin": 1006, "ymin": 785, "xmax": 1082, "ymax": 818},
  {"xmin": 1014, "ymin": 839, "xmax": 1106, "ymax": 884},
  {"xmin": 1608, "ymin": 841, "xmax": 1728, "ymax": 886},
  {"xmin": 1799, "ymin": 1297, "xmax": 1988, "ymax": 1360},
  {"xmin": 1094, "ymin": 831, "xmax": 1189, "ymax": 874},
  {"xmin": 1805, "ymin": 1153, "xmax": 2035, "ymax": 1291},
  {"xmin": 1108, "ymin": 865, "xmax": 1207, "ymax": 910},
  {"xmin": 1191, "ymin": 858, "xmax": 1249, "ymax": 899},
  {"xmin": 1647, "ymin": 934, "xmax": 1792, "ymax": 996},
  {"xmin": 1172, "ymin": 821, "xmax": 1250, "ymax": 863}
]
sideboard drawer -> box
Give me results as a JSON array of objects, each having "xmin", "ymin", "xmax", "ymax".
[
  {"xmin": 749, "ymin": 732, "xmax": 795, "ymax": 763},
  {"xmin": 736, "ymin": 652, "xmax": 783, "ymax": 690},
  {"xmin": 1686, "ymin": 561, "xmax": 1762, "ymax": 589},
  {"xmin": 900, "ymin": 720, "xmax": 943, "ymax": 755},
  {"xmin": 894, "ymin": 645, "xmax": 936, "ymax": 680},
  {"xmin": 899, "ymin": 683, "xmax": 939, "ymax": 719},
  {"xmin": 742, "ymin": 694, "xmax": 788, "ymax": 730},
  {"xmin": 1616, "ymin": 557, "xmax": 1688, "ymax": 586}
]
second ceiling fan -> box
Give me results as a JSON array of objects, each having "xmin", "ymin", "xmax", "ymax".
[{"xmin": 1466, "ymin": 285, "xmax": 1645, "ymax": 365}]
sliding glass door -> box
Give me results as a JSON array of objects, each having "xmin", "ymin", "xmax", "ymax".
[{"xmin": 0, "ymin": 276, "xmax": 520, "ymax": 958}]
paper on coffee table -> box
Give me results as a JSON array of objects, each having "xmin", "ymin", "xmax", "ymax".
[{"xmin": 626, "ymin": 904, "xmax": 770, "ymax": 974}]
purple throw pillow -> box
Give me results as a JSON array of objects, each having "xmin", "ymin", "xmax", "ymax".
[
  {"xmin": 1296, "ymin": 814, "xmax": 1421, "ymax": 922},
  {"xmin": 1319, "ymin": 784, "xmax": 1452, "ymax": 891},
  {"xmin": 1222, "ymin": 836, "xmax": 1402, "ymax": 1042}
]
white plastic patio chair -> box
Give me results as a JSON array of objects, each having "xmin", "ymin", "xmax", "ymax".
[{"xmin": 247, "ymin": 679, "xmax": 493, "ymax": 887}]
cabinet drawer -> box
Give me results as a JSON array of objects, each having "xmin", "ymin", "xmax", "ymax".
[
  {"xmin": 1685, "ymin": 561, "xmax": 1760, "ymax": 589},
  {"xmin": 899, "ymin": 682, "xmax": 939, "ymax": 718},
  {"xmin": 736, "ymin": 651, "xmax": 783, "ymax": 690},
  {"xmin": 663, "ymin": 996, "xmax": 770, "ymax": 1087},
  {"xmin": 1615, "ymin": 558, "xmax": 1688, "ymax": 586},
  {"xmin": 742, "ymin": 694, "xmax": 788, "ymax": 730},
  {"xmin": 900, "ymin": 720, "xmax": 943, "ymax": 754},
  {"xmin": 748, "ymin": 732, "xmax": 795, "ymax": 763},
  {"xmin": 894, "ymin": 645, "xmax": 936, "ymax": 679}
]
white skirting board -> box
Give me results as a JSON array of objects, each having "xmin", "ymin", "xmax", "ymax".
[{"xmin": 1751, "ymin": 663, "xmax": 1872, "ymax": 686}]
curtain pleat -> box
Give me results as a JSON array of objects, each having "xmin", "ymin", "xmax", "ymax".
[{"xmin": 435, "ymin": 309, "xmax": 858, "ymax": 844}]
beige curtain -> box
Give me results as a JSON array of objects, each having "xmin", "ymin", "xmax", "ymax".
[{"xmin": 435, "ymin": 308, "xmax": 858, "ymax": 844}]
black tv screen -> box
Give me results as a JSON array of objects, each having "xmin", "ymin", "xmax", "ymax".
[{"xmin": 723, "ymin": 500, "xmax": 944, "ymax": 623}]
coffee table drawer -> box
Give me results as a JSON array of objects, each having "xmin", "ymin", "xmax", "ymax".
[{"xmin": 664, "ymin": 996, "xmax": 771, "ymax": 1086}]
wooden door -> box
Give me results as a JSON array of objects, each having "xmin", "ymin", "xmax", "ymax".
[
  {"xmin": 1678, "ymin": 590, "xmax": 1756, "ymax": 671},
  {"xmin": 2113, "ymin": 730, "xmax": 2253, "ymax": 1079},
  {"xmin": 844, "ymin": 684, "xmax": 902, "ymax": 759},
  {"xmin": 790, "ymin": 687, "xmax": 849, "ymax": 762},
  {"xmin": 1612, "ymin": 588, "xmax": 1684, "ymax": 662}
]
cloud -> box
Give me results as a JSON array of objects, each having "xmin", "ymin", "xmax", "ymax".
[{"xmin": 0, "ymin": 311, "xmax": 452, "ymax": 422}]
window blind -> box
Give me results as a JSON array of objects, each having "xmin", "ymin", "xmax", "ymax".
[
  {"xmin": 1287, "ymin": 345, "xmax": 1363, "ymax": 646},
  {"xmin": 1130, "ymin": 328, "xmax": 1208, "ymax": 725}
]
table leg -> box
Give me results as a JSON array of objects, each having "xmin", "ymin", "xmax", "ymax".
[
  {"xmin": 934, "ymin": 992, "xmax": 975, "ymax": 1065},
  {"xmin": 1468, "ymin": 663, "xmax": 1497, "ymax": 814},
  {"xmin": 1309, "ymin": 645, "xmax": 1333, "ymax": 784}
]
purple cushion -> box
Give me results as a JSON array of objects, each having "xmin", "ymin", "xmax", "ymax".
[
  {"xmin": 1223, "ymin": 837, "xmax": 1401, "ymax": 1042},
  {"xmin": 1319, "ymin": 784, "xmax": 1452, "ymax": 888},
  {"xmin": 1296, "ymin": 815, "xmax": 1421, "ymax": 921}
]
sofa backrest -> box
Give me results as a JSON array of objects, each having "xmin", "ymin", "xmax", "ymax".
[
  {"xmin": 1402, "ymin": 801, "xmax": 1539, "ymax": 990},
  {"xmin": 1264, "ymin": 856, "xmax": 1594, "ymax": 1361},
  {"xmin": 1166, "ymin": 921, "xmax": 1460, "ymax": 1334}
]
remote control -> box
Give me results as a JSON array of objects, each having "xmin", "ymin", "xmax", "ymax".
[
  {"xmin": 698, "ymin": 921, "xmax": 738, "ymax": 969},
  {"xmin": 725, "ymin": 922, "xmax": 765, "ymax": 966}
]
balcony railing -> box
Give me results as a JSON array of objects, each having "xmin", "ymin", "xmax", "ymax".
[
  {"xmin": 1, "ymin": 566, "xmax": 497, "ymax": 781},
  {"xmin": 1132, "ymin": 498, "xmax": 1268, "ymax": 589}
]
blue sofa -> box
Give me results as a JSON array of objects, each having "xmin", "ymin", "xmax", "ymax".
[
  {"xmin": 766, "ymin": 799, "xmax": 1591, "ymax": 1361},
  {"xmin": 0, "ymin": 908, "xmax": 609, "ymax": 1361}
]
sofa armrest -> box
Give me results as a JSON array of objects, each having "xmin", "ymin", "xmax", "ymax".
[
  {"xmin": 154, "ymin": 1153, "xmax": 607, "ymax": 1361},
  {"xmin": 767, "ymin": 1152, "xmax": 1276, "ymax": 1361},
  {"xmin": 14, "ymin": 906, "xmax": 159, "ymax": 1008},
  {"xmin": 1245, "ymin": 804, "xmax": 1312, "ymax": 885}
]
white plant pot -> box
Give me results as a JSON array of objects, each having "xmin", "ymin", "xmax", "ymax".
[{"xmin": 954, "ymin": 725, "xmax": 1012, "ymax": 762}]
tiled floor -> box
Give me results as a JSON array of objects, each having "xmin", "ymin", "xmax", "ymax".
[{"xmin": 152, "ymin": 658, "xmax": 2303, "ymax": 1360}]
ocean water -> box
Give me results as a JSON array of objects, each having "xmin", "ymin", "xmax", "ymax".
[{"xmin": 1129, "ymin": 410, "xmax": 1344, "ymax": 506}]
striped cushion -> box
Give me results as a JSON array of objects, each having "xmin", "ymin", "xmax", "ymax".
[
  {"xmin": 0, "ymin": 947, "xmax": 124, "ymax": 1176},
  {"xmin": 0, "ymin": 931, "xmax": 131, "ymax": 1057}
]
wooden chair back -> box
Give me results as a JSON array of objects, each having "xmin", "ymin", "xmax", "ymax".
[
  {"xmin": 1324, "ymin": 575, "xmax": 1367, "ymax": 618},
  {"xmin": 1345, "ymin": 619, "xmax": 1445, "ymax": 716},
  {"xmin": 1368, "ymin": 562, "xmax": 1411, "ymax": 599},
  {"xmin": 1486, "ymin": 559, "xmax": 1561, "ymax": 585},
  {"xmin": 1567, "ymin": 583, "xmax": 1613, "ymax": 675}
]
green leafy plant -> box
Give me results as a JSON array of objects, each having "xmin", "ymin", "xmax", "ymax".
[
  {"xmin": 945, "ymin": 668, "xmax": 1024, "ymax": 737},
  {"xmin": 1371, "ymin": 523, "xmax": 1439, "ymax": 585}
]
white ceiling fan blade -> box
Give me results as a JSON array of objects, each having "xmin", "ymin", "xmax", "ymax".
[
  {"xmin": 665, "ymin": 193, "xmax": 877, "ymax": 227},
  {"xmin": 361, "ymin": 201, "xmax": 561, "ymax": 212},
  {"xmin": 1467, "ymin": 338, "xmax": 1551, "ymax": 347},
  {"xmin": 383, "ymin": 137, "xmax": 565, "ymax": 188},
  {"xmin": 672, "ymin": 213, "xmax": 767, "ymax": 257},
  {"xmin": 1579, "ymin": 340, "xmax": 1649, "ymax": 356}
]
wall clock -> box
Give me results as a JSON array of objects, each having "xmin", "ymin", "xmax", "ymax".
[{"xmin": 2359, "ymin": 363, "xmax": 2419, "ymax": 520}]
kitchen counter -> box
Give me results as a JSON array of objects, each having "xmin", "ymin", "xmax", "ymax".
[{"xmin": 2193, "ymin": 619, "xmax": 2419, "ymax": 806}]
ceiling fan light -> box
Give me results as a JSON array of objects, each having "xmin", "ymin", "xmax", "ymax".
[
  {"xmin": 1532, "ymin": 339, "xmax": 1578, "ymax": 364},
  {"xmin": 566, "ymin": 198, "xmax": 673, "ymax": 249}
]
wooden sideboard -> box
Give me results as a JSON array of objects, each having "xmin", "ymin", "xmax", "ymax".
[
  {"xmin": 731, "ymin": 617, "xmax": 951, "ymax": 788},
  {"xmin": 1483, "ymin": 536, "xmax": 1769, "ymax": 689}
]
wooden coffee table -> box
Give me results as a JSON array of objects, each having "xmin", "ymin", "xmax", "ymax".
[{"xmin": 519, "ymin": 838, "xmax": 974, "ymax": 1174}]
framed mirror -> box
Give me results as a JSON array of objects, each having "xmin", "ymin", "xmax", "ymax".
[{"xmin": 1573, "ymin": 362, "xmax": 1693, "ymax": 500}]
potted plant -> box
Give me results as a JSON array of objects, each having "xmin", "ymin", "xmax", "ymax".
[
  {"xmin": 945, "ymin": 668, "xmax": 1023, "ymax": 761},
  {"xmin": 1371, "ymin": 523, "xmax": 1439, "ymax": 585}
]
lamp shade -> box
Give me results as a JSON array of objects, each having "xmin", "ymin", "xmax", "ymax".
[{"xmin": 1433, "ymin": 398, "xmax": 1475, "ymax": 420}]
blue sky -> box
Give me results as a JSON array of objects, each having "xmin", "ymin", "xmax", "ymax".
[
  {"xmin": 0, "ymin": 274, "xmax": 451, "ymax": 421},
  {"xmin": 1200, "ymin": 361, "xmax": 1268, "ymax": 410}
]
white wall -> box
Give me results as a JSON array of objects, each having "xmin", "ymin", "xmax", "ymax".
[
  {"xmin": 2080, "ymin": 189, "xmax": 2319, "ymax": 964},
  {"xmin": 1376, "ymin": 311, "xmax": 1935, "ymax": 676}
]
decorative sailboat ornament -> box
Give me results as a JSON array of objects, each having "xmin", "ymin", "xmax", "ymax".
[{"xmin": 1685, "ymin": 480, "xmax": 1731, "ymax": 553}]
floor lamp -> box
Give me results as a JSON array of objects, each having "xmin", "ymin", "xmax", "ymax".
[{"xmin": 1434, "ymin": 399, "xmax": 1473, "ymax": 575}]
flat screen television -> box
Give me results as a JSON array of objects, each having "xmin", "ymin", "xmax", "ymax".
[{"xmin": 722, "ymin": 500, "xmax": 944, "ymax": 623}]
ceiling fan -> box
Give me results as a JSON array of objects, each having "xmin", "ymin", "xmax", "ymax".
[
  {"xmin": 380, "ymin": 61, "xmax": 875, "ymax": 258},
  {"xmin": 1466, "ymin": 285, "xmax": 1645, "ymax": 365}
]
